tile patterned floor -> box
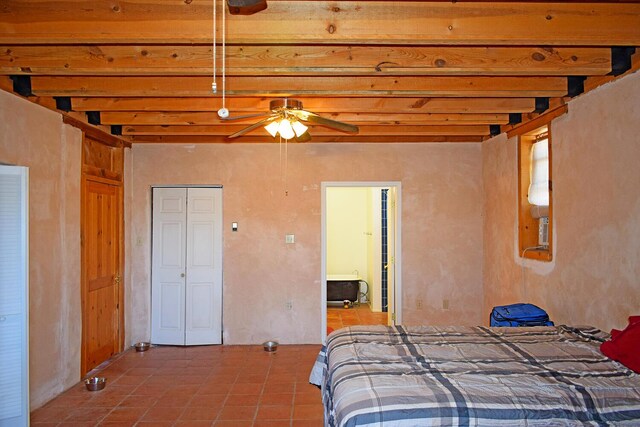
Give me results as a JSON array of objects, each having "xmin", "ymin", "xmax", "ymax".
[
  {"xmin": 327, "ymin": 304, "xmax": 389, "ymax": 333},
  {"xmin": 30, "ymin": 344, "xmax": 324, "ymax": 427}
]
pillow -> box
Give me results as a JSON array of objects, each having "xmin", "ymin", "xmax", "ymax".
[{"xmin": 601, "ymin": 315, "xmax": 640, "ymax": 373}]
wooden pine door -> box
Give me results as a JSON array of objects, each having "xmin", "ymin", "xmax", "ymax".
[{"xmin": 82, "ymin": 178, "xmax": 123, "ymax": 374}]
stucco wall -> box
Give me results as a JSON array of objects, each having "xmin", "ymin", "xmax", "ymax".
[
  {"xmin": 0, "ymin": 90, "xmax": 82, "ymax": 409},
  {"xmin": 127, "ymin": 142, "xmax": 484, "ymax": 344},
  {"xmin": 483, "ymin": 70, "xmax": 640, "ymax": 332}
]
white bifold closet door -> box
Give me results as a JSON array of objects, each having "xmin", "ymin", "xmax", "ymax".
[
  {"xmin": 0, "ymin": 165, "xmax": 29, "ymax": 427},
  {"xmin": 151, "ymin": 187, "xmax": 222, "ymax": 346}
]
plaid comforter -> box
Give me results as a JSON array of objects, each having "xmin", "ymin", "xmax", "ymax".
[{"xmin": 309, "ymin": 325, "xmax": 640, "ymax": 426}]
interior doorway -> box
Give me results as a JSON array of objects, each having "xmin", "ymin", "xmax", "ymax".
[{"xmin": 321, "ymin": 182, "xmax": 402, "ymax": 342}]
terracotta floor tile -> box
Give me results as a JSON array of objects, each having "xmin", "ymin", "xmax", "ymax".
[
  {"xmin": 188, "ymin": 394, "xmax": 226, "ymax": 408},
  {"xmin": 164, "ymin": 384, "xmax": 201, "ymax": 397},
  {"xmin": 292, "ymin": 404, "xmax": 324, "ymax": 420},
  {"xmin": 140, "ymin": 405, "xmax": 184, "ymax": 422},
  {"xmin": 180, "ymin": 406, "xmax": 220, "ymax": 421},
  {"xmin": 130, "ymin": 388, "xmax": 168, "ymax": 400},
  {"xmin": 199, "ymin": 382, "xmax": 234, "ymax": 394},
  {"xmin": 292, "ymin": 419, "xmax": 324, "ymax": 427},
  {"xmin": 259, "ymin": 392, "xmax": 294, "ymax": 406},
  {"xmin": 229, "ymin": 383, "xmax": 263, "ymax": 395},
  {"xmin": 125, "ymin": 367, "xmax": 158, "ymax": 376},
  {"xmin": 174, "ymin": 421, "xmax": 213, "ymax": 427},
  {"xmin": 100, "ymin": 406, "xmax": 147, "ymax": 423},
  {"xmin": 136, "ymin": 422, "xmax": 175, "ymax": 427},
  {"xmin": 256, "ymin": 405, "xmax": 292, "ymax": 420},
  {"xmin": 217, "ymin": 405, "xmax": 257, "ymax": 421},
  {"xmin": 63, "ymin": 406, "xmax": 112, "ymax": 422},
  {"xmin": 224, "ymin": 394, "xmax": 260, "ymax": 406},
  {"xmin": 213, "ymin": 420, "xmax": 254, "ymax": 427},
  {"xmin": 46, "ymin": 393, "xmax": 89, "ymax": 408},
  {"xmin": 117, "ymin": 394, "xmax": 158, "ymax": 407},
  {"xmin": 97, "ymin": 421, "xmax": 137, "ymax": 427},
  {"xmin": 58, "ymin": 421, "xmax": 101, "ymax": 427},
  {"xmin": 263, "ymin": 382, "xmax": 295, "ymax": 394},
  {"xmin": 155, "ymin": 393, "xmax": 193, "ymax": 407},
  {"xmin": 30, "ymin": 345, "xmax": 326, "ymax": 426},
  {"xmin": 143, "ymin": 375, "xmax": 179, "ymax": 386},
  {"xmin": 293, "ymin": 392, "xmax": 321, "ymax": 405},
  {"xmin": 253, "ymin": 420, "xmax": 292, "ymax": 427},
  {"xmin": 32, "ymin": 406, "xmax": 77, "ymax": 423},
  {"xmin": 110, "ymin": 375, "xmax": 149, "ymax": 386}
]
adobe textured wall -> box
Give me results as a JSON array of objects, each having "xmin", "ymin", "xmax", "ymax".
[
  {"xmin": 127, "ymin": 142, "xmax": 484, "ymax": 344},
  {"xmin": 0, "ymin": 90, "xmax": 82, "ymax": 409},
  {"xmin": 483, "ymin": 70, "xmax": 640, "ymax": 332}
]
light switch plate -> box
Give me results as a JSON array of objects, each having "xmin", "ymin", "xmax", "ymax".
[
  {"xmin": 285, "ymin": 234, "xmax": 295, "ymax": 244},
  {"xmin": 232, "ymin": 222, "xmax": 238, "ymax": 232}
]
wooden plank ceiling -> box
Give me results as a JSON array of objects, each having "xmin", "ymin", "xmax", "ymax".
[{"xmin": 1, "ymin": 0, "xmax": 639, "ymax": 145}]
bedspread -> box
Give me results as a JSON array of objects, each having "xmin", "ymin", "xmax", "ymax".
[{"xmin": 309, "ymin": 325, "xmax": 640, "ymax": 426}]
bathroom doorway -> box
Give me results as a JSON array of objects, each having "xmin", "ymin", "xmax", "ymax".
[{"xmin": 321, "ymin": 182, "xmax": 402, "ymax": 342}]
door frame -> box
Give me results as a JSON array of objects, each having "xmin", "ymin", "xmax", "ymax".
[
  {"xmin": 321, "ymin": 181, "xmax": 402, "ymax": 343},
  {"xmin": 81, "ymin": 174, "xmax": 124, "ymax": 375}
]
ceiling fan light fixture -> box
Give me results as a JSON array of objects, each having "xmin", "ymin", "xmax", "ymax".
[
  {"xmin": 291, "ymin": 120, "xmax": 308, "ymax": 137},
  {"xmin": 264, "ymin": 121, "xmax": 280, "ymax": 137},
  {"xmin": 277, "ymin": 118, "xmax": 295, "ymax": 140}
]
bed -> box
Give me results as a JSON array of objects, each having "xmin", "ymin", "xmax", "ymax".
[{"xmin": 309, "ymin": 325, "xmax": 640, "ymax": 426}]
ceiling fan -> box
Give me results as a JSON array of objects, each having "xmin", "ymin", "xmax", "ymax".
[{"xmin": 224, "ymin": 99, "xmax": 360, "ymax": 142}]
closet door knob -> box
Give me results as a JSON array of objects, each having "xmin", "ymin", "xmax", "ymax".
[{"xmin": 180, "ymin": 273, "xmax": 185, "ymax": 278}]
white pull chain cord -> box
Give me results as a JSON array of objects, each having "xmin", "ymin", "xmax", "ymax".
[
  {"xmin": 222, "ymin": 0, "xmax": 227, "ymax": 111},
  {"xmin": 212, "ymin": 0, "xmax": 217, "ymax": 93},
  {"xmin": 217, "ymin": 0, "xmax": 229, "ymax": 118}
]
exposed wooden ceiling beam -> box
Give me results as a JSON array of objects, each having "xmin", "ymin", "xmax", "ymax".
[
  {"xmin": 29, "ymin": 76, "xmax": 568, "ymax": 97},
  {"xmin": 122, "ymin": 124, "xmax": 491, "ymax": 136},
  {"xmin": 131, "ymin": 135, "xmax": 486, "ymax": 143},
  {"xmin": 100, "ymin": 111, "xmax": 510, "ymax": 126},
  {"xmin": 127, "ymin": 134, "xmax": 485, "ymax": 143},
  {"xmin": 0, "ymin": 45, "xmax": 613, "ymax": 76},
  {"xmin": 69, "ymin": 97, "xmax": 537, "ymax": 113},
  {"xmin": 2, "ymin": 1, "xmax": 639, "ymax": 45}
]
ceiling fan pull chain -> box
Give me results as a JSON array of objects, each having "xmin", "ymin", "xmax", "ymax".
[
  {"xmin": 212, "ymin": 0, "xmax": 217, "ymax": 93},
  {"xmin": 217, "ymin": 0, "xmax": 230, "ymax": 118},
  {"xmin": 222, "ymin": 0, "xmax": 227, "ymax": 110}
]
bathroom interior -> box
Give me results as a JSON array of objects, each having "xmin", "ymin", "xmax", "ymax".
[{"xmin": 325, "ymin": 186, "xmax": 397, "ymax": 332}]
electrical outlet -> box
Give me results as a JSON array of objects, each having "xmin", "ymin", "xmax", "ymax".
[
  {"xmin": 285, "ymin": 234, "xmax": 295, "ymax": 244},
  {"xmin": 285, "ymin": 301, "xmax": 293, "ymax": 310},
  {"xmin": 442, "ymin": 299, "xmax": 450, "ymax": 310},
  {"xmin": 416, "ymin": 298, "xmax": 423, "ymax": 309}
]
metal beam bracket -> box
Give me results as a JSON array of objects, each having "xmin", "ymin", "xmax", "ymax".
[
  {"xmin": 567, "ymin": 76, "xmax": 586, "ymax": 98},
  {"xmin": 534, "ymin": 97, "xmax": 550, "ymax": 114},
  {"xmin": 87, "ymin": 111, "xmax": 101, "ymax": 125},
  {"xmin": 509, "ymin": 113, "xmax": 523, "ymax": 125},
  {"xmin": 610, "ymin": 47, "xmax": 636, "ymax": 76},
  {"xmin": 110, "ymin": 125, "xmax": 123, "ymax": 136},
  {"xmin": 54, "ymin": 97, "xmax": 72, "ymax": 112}
]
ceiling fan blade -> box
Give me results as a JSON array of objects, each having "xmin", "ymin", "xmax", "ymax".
[
  {"xmin": 220, "ymin": 112, "xmax": 271, "ymax": 121},
  {"xmin": 290, "ymin": 110, "xmax": 359, "ymax": 134},
  {"xmin": 227, "ymin": 116, "xmax": 277, "ymax": 138},
  {"xmin": 294, "ymin": 131, "xmax": 312, "ymax": 143}
]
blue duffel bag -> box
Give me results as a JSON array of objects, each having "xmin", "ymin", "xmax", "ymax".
[{"xmin": 490, "ymin": 303, "xmax": 554, "ymax": 327}]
